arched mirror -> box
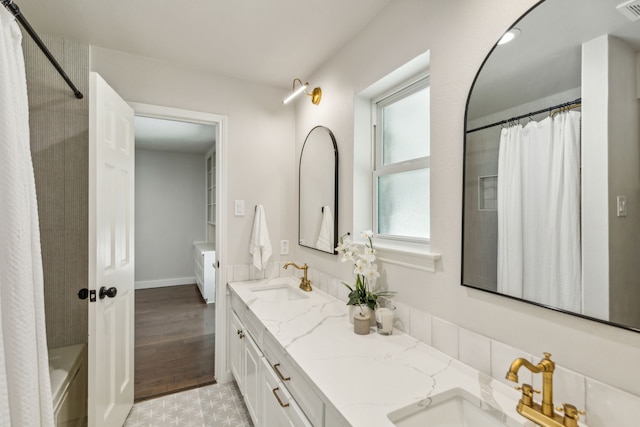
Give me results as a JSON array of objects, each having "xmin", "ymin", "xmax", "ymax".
[
  {"xmin": 299, "ymin": 126, "xmax": 338, "ymax": 254},
  {"xmin": 462, "ymin": 0, "xmax": 640, "ymax": 332}
]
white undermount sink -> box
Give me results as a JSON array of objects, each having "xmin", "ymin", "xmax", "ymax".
[
  {"xmin": 388, "ymin": 388, "xmax": 519, "ymax": 427},
  {"xmin": 249, "ymin": 284, "xmax": 309, "ymax": 302}
]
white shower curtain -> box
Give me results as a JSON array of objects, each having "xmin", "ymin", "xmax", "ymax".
[
  {"xmin": 497, "ymin": 111, "xmax": 581, "ymax": 312},
  {"xmin": 0, "ymin": 7, "xmax": 55, "ymax": 427}
]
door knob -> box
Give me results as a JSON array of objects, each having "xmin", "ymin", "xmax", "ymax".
[{"xmin": 99, "ymin": 286, "xmax": 117, "ymax": 299}]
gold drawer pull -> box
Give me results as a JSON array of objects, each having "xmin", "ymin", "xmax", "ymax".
[
  {"xmin": 272, "ymin": 387, "xmax": 290, "ymax": 408},
  {"xmin": 273, "ymin": 363, "xmax": 290, "ymax": 381}
]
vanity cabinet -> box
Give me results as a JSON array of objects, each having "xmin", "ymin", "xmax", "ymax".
[
  {"xmin": 261, "ymin": 331, "xmax": 323, "ymax": 426},
  {"xmin": 261, "ymin": 357, "xmax": 312, "ymax": 427},
  {"xmin": 229, "ymin": 291, "xmax": 349, "ymax": 427},
  {"xmin": 229, "ymin": 312, "xmax": 244, "ymax": 392},
  {"xmin": 229, "ymin": 311, "xmax": 261, "ymax": 424}
]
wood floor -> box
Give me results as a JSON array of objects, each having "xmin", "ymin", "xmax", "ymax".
[{"xmin": 134, "ymin": 284, "xmax": 216, "ymax": 402}]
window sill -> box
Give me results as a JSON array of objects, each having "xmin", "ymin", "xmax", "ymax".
[{"xmin": 354, "ymin": 239, "xmax": 441, "ymax": 273}]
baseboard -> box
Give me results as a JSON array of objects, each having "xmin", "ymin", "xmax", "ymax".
[{"xmin": 135, "ymin": 277, "xmax": 196, "ymax": 290}]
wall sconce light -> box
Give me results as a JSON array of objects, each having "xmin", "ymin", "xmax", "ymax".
[{"xmin": 283, "ymin": 78, "xmax": 322, "ymax": 105}]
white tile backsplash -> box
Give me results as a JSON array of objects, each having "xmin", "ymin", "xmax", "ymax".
[
  {"xmin": 586, "ymin": 377, "xmax": 640, "ymax": 427},
  {"xmin": 532, "ymin": 364, "xmax": 585, "ymax": 415},
  {"xmin": 432, "ymin": 317, "xmax": 459, "ymax": 358},
  {"xmin": 391, "ymin": 301, "xmax": 408, "ymax": 333},
  {"xmin": 308, "ymin": 268, "xmax": 319, "ymax": 287},
  {"xmin": 227, "ymin": 266, "xmax": 640, "ymax": 425},
  {"xmin": 336, "ymin": 282, "xmax": 349, "ymax": 302},
  {"xmin": 232, "ymin": 264, "xmax": 250, "ymax": 282},
  {"xmin": 249, "ymin": 265, "xmax": 265, "ymax": 280},
  {"xmin": 264, "ymin": 262, "xmax": 279, "ymax": 279},
  {"xmin": 491, "ymin": 341, "xmax": 533, "ymax": 387},
  {"xmin": 226, "ymin": 265, "xmax": 234, "ymax": 282},
  {"xmin": 279, "ymin": 262, "xmax": 293, "ymax": 277},
  {"xmin": 409, "ymin": 307, "xmax": 432, "ymax": 345},
  {"xmin": 459, "ymin": 328, "xmax": 491, "ymax": 375},
  {"xmin": 326, "ymin": 277, "xmax": 339, "ymax": 298}
]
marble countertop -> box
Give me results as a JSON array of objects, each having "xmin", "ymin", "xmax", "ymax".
[{"xmin": 228, "ymin": 277, "xmax": 537, "ymax": 427}]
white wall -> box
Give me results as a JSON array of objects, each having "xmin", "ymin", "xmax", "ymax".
[
  {"xmin": 91, "ymin": 47, "xmax": 297, "ymax": 268},
  {"xmin": 292, "ymin": 0, "xmax": 640, "ymax": 397},
  {"xmin": 134, "ymin": 149, "xmax": 206, "ymax": 286}
]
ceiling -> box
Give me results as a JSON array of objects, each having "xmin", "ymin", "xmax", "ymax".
[
  {"xmin": 12, "ymin": 0, "xmax": 391, "ymax": 153},
  {"xmin": 15, "ymin": 0, "xmax": 391, "ymax": 89},
  {"xmin": 134, "ymin": 116, "xmax": 216, "ymax": 155}
]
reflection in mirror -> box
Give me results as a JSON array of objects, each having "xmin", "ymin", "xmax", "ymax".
[
  {"xmin": 462, "ymin": 0, "xmax": 640, "ymax": 331},
  {"xmin": 299, "ymin": 126, "xmax": 338, "ymax": 254}
]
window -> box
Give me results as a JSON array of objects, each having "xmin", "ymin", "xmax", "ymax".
[{"xmin": 373, "ymin": 77, "xmax": 430, "ymax": 242}]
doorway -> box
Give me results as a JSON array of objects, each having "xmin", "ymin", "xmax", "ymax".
[{"xmin": 130, "ymin": 104, "xmax": 227, "ymax": 400}]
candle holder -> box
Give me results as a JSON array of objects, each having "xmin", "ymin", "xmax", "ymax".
[
  {"xmin": 353, "ymin": 311, "xmax": 371, "ymax": 335},
  {"xmin": 375, "ymin": 304, "xmax": 396, "ymax": 335}
]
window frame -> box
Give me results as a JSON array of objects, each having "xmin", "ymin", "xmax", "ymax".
[{"xmin": 371, "ymin": 75, "xmax": 431, "ymax": 244}]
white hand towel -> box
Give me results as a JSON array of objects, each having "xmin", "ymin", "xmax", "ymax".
[
  {"xmin": 315, "ymin": 206, "xmax": 334, "ymax": 252},
  {"xmin": 249, "ymin": 205, "xmax": 272, "ymax": 270}
]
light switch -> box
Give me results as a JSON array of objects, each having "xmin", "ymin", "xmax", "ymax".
[
  {"xmin": 617, "ymin": 196, "xmax": 628, "ymax": 217},
  {"xmin": 234, "ymin": 200, "xmax": 245, "ymax": 216},
  {"xmin": 280, "ymin": 240, "xmax": 289, "ymax": 255}
]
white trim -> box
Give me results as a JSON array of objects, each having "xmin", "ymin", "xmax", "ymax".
[
  {"xmin": 135, "ymin": 277, "xmax": 196, "ymax": 290},
  {"xmin": 376, "ymin": 246, "xmax": 441, "ymax": 273},
  {"xmin": 128, "ymin": 102, "xmax": 231, "ymax": 384},
  {"xmin": 352, "ymin": 239, "xmax": 441, "ymax": 273}
]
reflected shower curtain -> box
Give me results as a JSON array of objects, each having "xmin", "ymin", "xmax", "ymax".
[
  {"xmin": 497, "ymin": 111, "xmax": 581, "ymax": 312},
  {"xmin": 0, "ymin": 7, "xmax": 54, "ymax": 426}
]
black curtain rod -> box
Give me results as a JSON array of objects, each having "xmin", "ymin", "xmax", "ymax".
[
  {"xmin": 466, "ymin": 98, "xmax": 581, "ymax": 134},
  {"xmin": 2, "ymin": 0, "xmax": 83, "ymax": 99}
]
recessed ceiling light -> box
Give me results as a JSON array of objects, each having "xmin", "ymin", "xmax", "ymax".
[{"xmin": 498, "ymin": 28, "xmax": 521, "ymax": 45}]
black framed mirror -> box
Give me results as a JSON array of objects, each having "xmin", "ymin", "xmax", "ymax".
[
  {"xmin": 462, "ymin": 0, "xmax": 640, "ymax": 332},
  {"xmin": 298, "ymin": 126, "xmax": 338, "ymax": 254}
]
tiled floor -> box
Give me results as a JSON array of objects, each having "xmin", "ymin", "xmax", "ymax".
[{"xmin": 124, "ymin": 382, "xmax": 253, "ymax": 427}]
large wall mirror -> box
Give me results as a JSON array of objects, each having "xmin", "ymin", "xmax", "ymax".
[
  {"xmin": 462, "ymin": 0, "xmax": 640, "ymax": 332},
  {"xmin": 299, "ymin": 126, "xmax": 338, "ymax": 254}
]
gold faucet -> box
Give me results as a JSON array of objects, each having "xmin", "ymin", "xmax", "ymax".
[
  {"xmin": 283, "ymin": 262, "xmax": 312, "ymax": 291},
  {"xmin": 506, "ymin": 352, "xmax": 584, "ymax": 427}
]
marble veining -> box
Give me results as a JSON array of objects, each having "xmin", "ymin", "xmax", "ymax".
[{"xmin": 229, "ymin": 277, "xmax": 555, "ymax": 427}]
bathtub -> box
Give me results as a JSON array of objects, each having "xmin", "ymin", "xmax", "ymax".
[{"xmin": 49, "ymin": 343, "xmax": 87, "ymax": 427}]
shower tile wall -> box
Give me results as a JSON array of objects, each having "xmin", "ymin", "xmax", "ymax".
[{"xmin": 23, "ymin": 33, "xmax": 89, "ymax": 348}]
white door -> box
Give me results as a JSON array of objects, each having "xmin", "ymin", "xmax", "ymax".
[{"xmin": 88, "ymin": 72, "xmax": 135, "ymax": 427}]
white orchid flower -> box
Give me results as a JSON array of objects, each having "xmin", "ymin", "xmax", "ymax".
[
  {"xmin": 361, "ymin": 230, "xmax": 373, "ymax": 239},
  {"xmin": 341, "ymin": 250, "xmax": 355, "ymax": 263},
  {"xmin": 360, "ymin": 253, "xmax": 376, "ymax": 264},
  {"xmin": 364, "ymin": 263, "xmax": 380, "ymax": 281}
]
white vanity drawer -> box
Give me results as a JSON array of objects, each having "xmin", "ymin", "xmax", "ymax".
[
  {"xmin": 262, "ymin": 332, "xmax": 324, "ymax": 427},
  {"xmin": 261, "ymin": 357, "xmax": 312, "ymax": 427}
]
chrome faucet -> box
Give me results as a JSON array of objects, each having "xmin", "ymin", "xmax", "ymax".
[
  {"xmin": 506, "ymin": 352, "xmax": 584, "ymax": 427},
  {"xmin": 283, "ymin": 262, "xmax": 312, "ymax": 292}
]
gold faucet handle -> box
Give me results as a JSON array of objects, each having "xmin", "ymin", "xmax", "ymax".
[
  {"xmin": 556, "ymin": 403, "xmax": 585, "ymax": 427},
  {"xmin": 515, "ymin": 383, "xmax": 539, "ymax": 407}
]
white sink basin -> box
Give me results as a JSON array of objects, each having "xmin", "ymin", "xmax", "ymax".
[
  {"xmin": 250, "ymin": 284, "xmax": 309, "ymax": 302},
  {"xmin": 388, "ymin": 388, "xmax": 518, "ymax": 427}
]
